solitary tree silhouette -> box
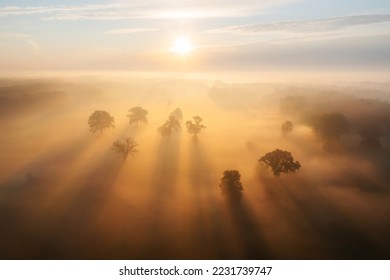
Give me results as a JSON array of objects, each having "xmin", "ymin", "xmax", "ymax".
[
  {"xmin": 88, "ymin": 110, "xmax": 115, "ymax": 134},
  {"xmin": 259, "ymin": 149, "xmax": 301, "ymax": 177},
  {"xmin": 112, "ymin": 137, "xmax": 138, "ymax": 160},
  {"xmin": 219, "ymin": 170, "xmax": 244, "ymax": 202},
  {"xmin": 127, "ymin": 106, "xmax": 148, "ymax": 126},
  {"xmin": 185, "ymin": 116, "xmax": 206, "ymax": 136},
  {"xmin": 281, "ymin": 120, "xmax": 293, "ymax": 136},
  {"xmin": 158, "ymin": 116, "xmax": 180, "ymax": 137}
]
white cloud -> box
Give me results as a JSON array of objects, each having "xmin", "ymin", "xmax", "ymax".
[
  {"xmin": 205, "ymin": 14, "xmax": 390, "ymax": 35},
  {"xmin": 0, "ymin": 1, "xmax": 295, "ymax": 20},
  {"xmin": 26, "ymin": 39, "xmax": 40, "ymax": 54},
  {"xmin": 106, "ymin": 28, "xmax": 158, "ymax": 34},
  {"xmin": 0, "ymin": 4, "xmax": 123, "ymax": 16},
  {"xmin": 0, "ymin": 32, "xmax": 39, "ymax": 54},
  {"xmin": 195, "ymin": 33, "xmax": 390, "ymax": 71}
]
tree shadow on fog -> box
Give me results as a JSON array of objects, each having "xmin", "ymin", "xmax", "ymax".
[
  {"xmin": 225, "ymin": 200, "xmax": 271, "ymax": 259},
  {"xmin": 40, "ymin": 151, "xmax": 125, "ymax": 259},
  {"xmin": 336, "ymin": 170, "xmax": 390, "ymax": 194},
  {"xmin": 187, "ymin": 137, "xmax": 229, "ymax": 259},
  {"xmin": 0, "ymin": 132, "xmax": 96, "ymax": 189},
  {"xmin": 185, "ymin": 138, "xmax": 270, "ymax": 259},
  {"xmin": 140, "ymin": 132, "xmax": 181, "ymax": 259},
  {"xmin": 316, "ymin": 148, "xmax": 390, "ymax": 194},
  {"xmin": 189, "ymin": 137, "xmax": 213, "ymax": 189},
  {"xmin": 355, "ymin": 148, "xmax": 390, "ymax": 193},
  {"xmin": 0, "ymin": 133, "xmax": 110, "ymax": 259},
  {"xmin": 44, "ymin": 125, "xmax": 145, "ymax": 259},
  {"xmin": 258, "ymin": 173, "xmax": 389, "ymax": 259},
  {"xmin": 152, "ymin": 133, "xmax": 181, "ymax": 197},
  {"xmin": 374, "ymin": 149, "xmax": 390, "ymax": 185}
]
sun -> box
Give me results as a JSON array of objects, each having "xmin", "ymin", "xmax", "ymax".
[{"xmin": 171, "ymin": 36, "xmax": 194, "ymax": 56}]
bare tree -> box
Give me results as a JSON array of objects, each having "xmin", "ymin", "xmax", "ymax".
[
  {"xmin": 185, "ymin": 116, "xmax": 206, "ymax": 136},
  {"xmin": 259, "ymin": 149, "xmax": 301, "ymax": 177},
  {"xmin": 127, "ymin": 106, "xmax": 148, "ymax": 126},
  {"xmin": 219, "ymin": 170, "xmax": 244, "ymax": 202},
  {"xmin": 158, "ymin": 116, "xmax": 180, "ymax": 137},
  {"xmin": 88, "ymin": 110, "xmax": 115, "ymax": 134},
  {"xmin": 112, "ymin": 137, "xmax": 138, "ymax": 160}
]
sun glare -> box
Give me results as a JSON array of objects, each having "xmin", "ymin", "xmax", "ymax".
[{"xmin": 171, "ymin": 36, "xmax": 194, "ymax": 56}]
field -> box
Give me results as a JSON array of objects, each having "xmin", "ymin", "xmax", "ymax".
[{"xmin": 0, "ymin": 76, "xmax": 390, "ymax": 259}]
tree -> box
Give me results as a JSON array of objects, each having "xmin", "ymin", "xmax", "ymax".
[
  {"xmin": 127, "ymin": 106, "xmax": 148, "ymax": 126},
  {"xmin": 88, "ymin": 110, "xmax": 115, "ymax": 134},
  {"xmin": 281, "ymin": 120, "xmax": 293, "ymax": 135},
  {"xmin": 170, "ymin": 108, "xmax": 183, "ymax": 121},
  {"xmin": 359, "ymin": 124, "xmax": 382, "ymax": 151},
  {"xmin": 310, "ymin": 113, "xmax": 349, "ymax": 141},
  {"xmin": 259, "ymin": 149, "xmax": 301, "ymax": 177},
  {"xmin": 185, "ymin": 116, "xmax": 206, "ymax": 136},
  {"xmin": 219, "ymin": 170, "xmax": 244, "ymax": 202},
  {"xmin": 158, "ymin": 116, "xmax": 180, "ymax": 137},
  {"xmin": 112, "ymin": 137, "xmax": 138, "ymax": 160}
]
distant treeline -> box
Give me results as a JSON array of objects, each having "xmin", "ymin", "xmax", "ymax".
[
  {"xmin": 0, "ymin": 79, "xmax": 101, "ymax": 115},
  {"xmin": 280, "ymin": 93, "xmax": 390, "ymax": 140}
]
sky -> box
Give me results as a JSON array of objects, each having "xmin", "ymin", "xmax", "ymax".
[{"xmin": 0, "ymin": 0, "xmax": 390, "ymax": 72}]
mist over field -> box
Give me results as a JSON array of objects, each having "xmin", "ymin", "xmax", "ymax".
[{"xmin": 0, "ymin": 75, "xmax": 389, "ymax": 259}]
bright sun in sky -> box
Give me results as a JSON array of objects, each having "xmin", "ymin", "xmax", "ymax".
[
  {"xmin": 171, "ymin": 36, "xmax": 194, "ymax": 56},
  {"xmin": 0, "ymin": 1, "xmax": 389, "ymax": 71}
]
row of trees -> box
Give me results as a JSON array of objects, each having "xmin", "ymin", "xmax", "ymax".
[
  {"xmin": 87, "ymin": 107, "xmax": 148, "ymax": 134},
  {"xmin": 88, "ymin": 108, "xmax": 206, "ymax": 137},
  {"xmin": 87, "ymin": 108, "xmax": 207, "ymax": 161}
]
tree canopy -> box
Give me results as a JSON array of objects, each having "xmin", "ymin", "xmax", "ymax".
[
  {"xmin": 358, "ymin": 124, "xmax": 382, "ymax": 151},
  {"xmin": 359, "ymin": 124, "xmax": 381, "ymax": 139},
  {"xmin": 112, "ymin": 137, "xmax": 138, "ymax": 160},
  {"xmin": 170, "ymin": 108, "xmax": 183, "ymax": 121},
  {"xmin": 158, "ymin": 116, "xmax": 180, "ymax": 137},
  {"xmin": 310, "ymin": 113, "xmax": 349, "ymax": 141},
  {"xmin": 88, "ymin": 110, "xmax": 115, "ymax": 134},
  {"xmin": 185, "ymin": 116, "xmax": 206, "ymax": 136},
  {"xmin": 127, "ymin": 106, "xmax": 148, "ymax": 126},
  {"xmin": 219, "ymin": 170, "xmax": 244, "ymax": 202},
  {"xmin": 259, "ymin": 149, "xmax": 301, "ymax": 177}
]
